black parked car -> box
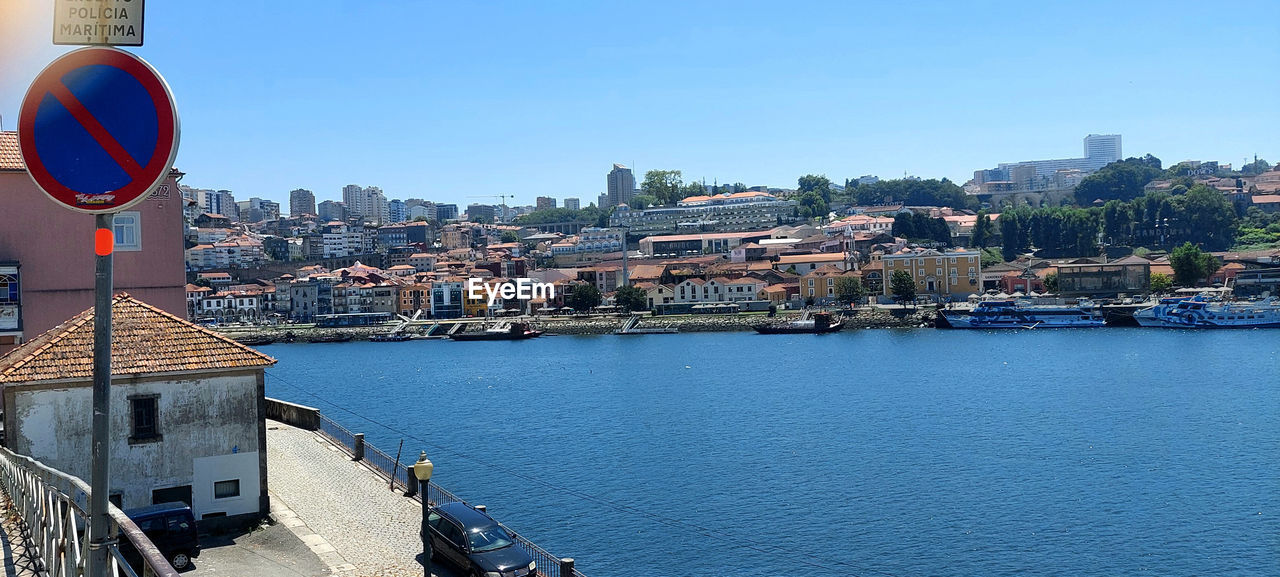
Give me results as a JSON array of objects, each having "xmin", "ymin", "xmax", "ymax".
[
  {"xmin": 424, "ymin": 502, "xmax": 537, "ymax": 577},
  {"xmin": 123, "ymin": 502, "xmax": 201, "ymax": 570}
]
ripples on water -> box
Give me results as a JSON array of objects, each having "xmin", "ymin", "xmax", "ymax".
[{"xmin": 265, "ymin": 329, "xmax": 1280, "ymax": 577}]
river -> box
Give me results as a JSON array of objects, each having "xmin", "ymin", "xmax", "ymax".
[{"xmin": 262, "ymin": 328, "xmax": 1280, "ymax": 577}]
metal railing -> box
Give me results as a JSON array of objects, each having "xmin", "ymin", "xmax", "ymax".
[
  {"xmin": 313, "ymin": 413, "xmax": 587, "ymax": 577},
  {"xmin": 318, "ymin": 414, "xmax": 357, "ymax": 450},
  {"xmin": 0, "ymin": 445, "xmax": 180, "ymax": 577}
]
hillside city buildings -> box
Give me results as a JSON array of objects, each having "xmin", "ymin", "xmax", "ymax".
[{"xmin": 7, "ymin": 127, "xmax": 1277, "ymax": 341}]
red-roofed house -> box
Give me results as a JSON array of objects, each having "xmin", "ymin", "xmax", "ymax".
[{"xmin": 0, "ymin": 295, "xmax": 275, "ymax": 529}]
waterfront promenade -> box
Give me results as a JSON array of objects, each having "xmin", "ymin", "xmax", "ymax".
[{"xmin": 266, "ymin": 419, "xmax": 460, "ymax": 577}]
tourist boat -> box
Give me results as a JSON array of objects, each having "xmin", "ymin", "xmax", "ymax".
[
  {"xmin": 1133, "ymin": 294, "xmax": 1280, "ymax": 328},
  {"xmin": 449, "ymin": 321, "xmax": 544, "ymax": 341},
  {"xmin": 235, "ymin": 335, "xmax": 276, "ymax": 346},
  {"xmin": 937, "ymin": 299, "xmax": 1105, "ymax": 329},
  {"xmin": 307, "ymin": 333, "xmax": 353, "ymax": 343},
  {"xmin": 753, "ymin": 311, "xmax": 844, "ymax": 334},
  {"xmin": 368, "ymin": 333, "xmax": 413, "ymax": 342}
]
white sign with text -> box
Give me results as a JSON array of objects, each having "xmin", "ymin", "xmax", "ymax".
[{"xmin": 54, "ymin": 0, "xmax": 145, "ymax": 46}]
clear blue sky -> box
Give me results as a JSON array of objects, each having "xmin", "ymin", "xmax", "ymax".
[{"xmin": 3, "ymin": 1, "xmax": 1277, "ymax": 208}]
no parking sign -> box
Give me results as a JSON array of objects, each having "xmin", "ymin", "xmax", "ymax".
[{"xmin": 17, "ymin": 46, "xmax": 179, "ymax": 214}]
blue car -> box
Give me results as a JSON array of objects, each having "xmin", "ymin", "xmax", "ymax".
[{"xmin": 424, "ymin": 502, "xmax": 537, "ymax": 577}]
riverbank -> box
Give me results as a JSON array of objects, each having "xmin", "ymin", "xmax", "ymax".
[{"xmin": 215, "ymin": 308, "xmax": 936, "ymax": 341}]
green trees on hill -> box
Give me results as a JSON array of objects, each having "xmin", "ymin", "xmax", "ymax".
[
  {"xmin": 1073, "ymin": 155, "xmax": 1164, "ymax": 204},
  {"xmin": 892, "ymin": 213, "xmax": 952, "ymax": 246},
  {"xmin": 852, "ymin": 178, "xmax": 977, "ymax": 210},
  {"xmin": 798, "ymin": 175, "xmax": 834, "ymax": 202},
  {"xmin": 996, "ymin": 182, "xmax": 1239, "ymax": 259}
]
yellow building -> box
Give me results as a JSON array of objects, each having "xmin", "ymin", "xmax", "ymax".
[
  {"xmin": 880, "ymin": 248, "xmax": 981, "ymax": 302},
  {"xmin": 801, "ymin": 265, "xmax": 861, "ymax": 303}
]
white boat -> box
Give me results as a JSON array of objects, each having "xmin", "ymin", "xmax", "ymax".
[
  {"xmin": 1133, "ymin": 295, "xmax": 1280, "ymax": 328},
  {"xmin": 939, "ymin": 299, "xmax": 1105, "ymax": 329}
]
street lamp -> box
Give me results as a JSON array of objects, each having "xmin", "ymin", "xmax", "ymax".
[{"xmin": 414, "ymin": 452, "xmax": 434, "ymax": 577}]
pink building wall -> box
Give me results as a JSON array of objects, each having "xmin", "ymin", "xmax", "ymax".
[{"xmin": 0, "ymin": 162, "xmax": 187, "ymax": 355}]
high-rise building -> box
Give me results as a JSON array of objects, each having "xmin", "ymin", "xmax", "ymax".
[
  {"xmin": 436, "ymin": 204, "xmax": 459, "ymax": 221},
  {"xmin": 290, "ymin": 188, "xmax": 316, "ymax": 217},
  {"xmin": 342, "ymin": 184, "xmax": 366, "ymax": 217},
  {"xmin": 204, "ymin": 189, "xmax": 237, "ymax": 220},
  {"xmin": 318, "ymin": 200, "xmax": 347, "ymax": 222},
  {"xmin": 408, "ymin": 204, "xmax": 433, "ymax": 221},
  {"xmin": 388, "ymin": 199, "xmax": 407, "ymax": 223},
  {"xmin": 366, "ymin": 186, "xmax": 390, "ymax": 224},
  {"xmin": 467, "ymin": 204, "xmax": 496, "ymax": 223},
  {"xmin": 563, "ymin": 197, "xmax": 580, "ymax": 211},
  {"xmin": 1083, "ymin": 134, "xmax": 1122, "ymax": 169},
  {"xmin": 598, "ymin": 193, "xmax": 609, "ymax": 209},
  {"xmin": 607, "ymin": 164, "xmax": 635, "ymax": 208},
  {"xmin": 237, "ymin": 198, "xmax": 279, "ymax": 223},
  {"xmin": 983, "ymin": 134, "xmax": 1124, "ymax": 191},
  {"xmin": 536, "ymin": 197, "xmax": 556, "ymax": 210}
]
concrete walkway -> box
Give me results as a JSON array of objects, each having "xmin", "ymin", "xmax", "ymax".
[{"xmin": 267, "ymin": 420, "xmax": 455, "ymax": 577}]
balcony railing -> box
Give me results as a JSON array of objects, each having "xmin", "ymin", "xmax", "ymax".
[{"xmin": 0, "ymin": 445, "xmax": 179, "ymax": 577}]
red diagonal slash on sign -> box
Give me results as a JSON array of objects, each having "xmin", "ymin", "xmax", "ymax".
[{"xmin": 47, "ymin": 79, "xmax": 146, "ymax": 181}]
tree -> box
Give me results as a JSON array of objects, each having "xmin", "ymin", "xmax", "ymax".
[
  {"xmin": 1177, "ymin": 184, "xmax": 1236, "ymax": 250},
  {"xmin": 853, "ymin": 178, "xmax": 977, "ymax": 210},
  {"xmin": 834, "ymin": 276, "xmax": 865, "ymax": 305},
  {"xmin": 614, "ymin": 285, "xmax": 647, "ymax": 312},
  {"xmin": 1241, "ymin": 158, "xmax": 1272, "ymax": 176},
  {"xmin": 1043, "ymin": 272, "xmax": 1059, "ymax": 293},
  {"xmin": 798, "ymin": 174, "xmax": 833, "ymax": 202},
  {"xmin": 1149, "ymin": 273, "xmax": 1173, "ymax": 294},
  {"xmin": 998, "ymin": 211, "xmax": 1025, "ymax": 261},
  {"xmin": 889, "ymin": 270, "xmax": 916, "ymax": 306},
  {"xmin": 1169, "ymin": 242, "xmax": 1217, "ymax": 287},
  {"xmin": 641, "ymin": 170, "xmax": 684, "ymax": 205},
  {"xmin": 1073, "ymin": 155, "xmax": 1164, "ymax": 204},
  {"xmin": 892, "ymin": 213, "xmax": 914, "ymax": 238},
  {"xmin": 972, "ymin": 211, "xmax": 993, "ymax": 248},
  {"xmin": 797, "ymin": 192, "xmax": 828, "ymax": 219},
  {"xmin": 500, "ymin": 231, "xmax": 519, "ymax": 243},
  {"xmin": 565, "ymin": 284, "xmax": 602, "ymax": 311},
  {"xmin": 630, "ymin": 195, "xmax": 659, "ymax": 210}
]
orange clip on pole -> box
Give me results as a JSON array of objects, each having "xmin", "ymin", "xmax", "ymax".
[{"xmin": 94, "ymin": 227, "xmax": 114, "ymax": 256}]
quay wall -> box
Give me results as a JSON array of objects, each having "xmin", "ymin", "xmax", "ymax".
[
  {"xmin": 219, "ymin": 308, "xmax": 935, "ymax": 341},
  {"xmin": 265, "ymin": 398, "xmax": 321, "ymax": 430}
]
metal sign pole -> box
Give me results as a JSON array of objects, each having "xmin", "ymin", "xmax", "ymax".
[{"xmin": 88, "ymin": 213, "xmax": 114, "ymax": 577}]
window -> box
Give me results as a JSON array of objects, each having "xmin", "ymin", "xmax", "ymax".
[
  {"xmin": 113, "ymin": 212, "xmax": 141, "ymax": 251},
  {"xmin": 214, "ymin": 479, "xmax": 241, "ymax": 499},
  {"xmin": 130, "ymin": 395, "xmax": 160, "ymax": 442},
  {"xmin": 0, "ymin": 272, "xmax": 17, "ymax": 305}
]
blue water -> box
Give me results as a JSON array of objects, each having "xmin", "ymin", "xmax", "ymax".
[{"xmin": 263, "ymin": 329, "xmax": 1280, "ymax": 577}]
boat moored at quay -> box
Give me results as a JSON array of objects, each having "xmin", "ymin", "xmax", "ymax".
[
  {"xmin": 938, "ymin": 299, "xmax": 1106, "ymax": 329},
  {"xmin": 753, "ymin": 311, "xmax": 845, "ymax": 334},
  {"xmin": 1133, "ymin": 294, "xmax": 1280, "ymax": 328}
]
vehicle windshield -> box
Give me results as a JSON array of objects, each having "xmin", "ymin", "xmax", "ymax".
[{"xmin": 467, "ymin": 526, "xmax": 514, "ymax": 552}]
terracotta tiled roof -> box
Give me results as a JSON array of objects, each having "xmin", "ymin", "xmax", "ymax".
[
  {"xmin": 0, "ymin": 294, "xmax": 275, "ymax": 385},
  {"xmin": 0, "ymin": 132, "xmax": 21, "ymax": 170}
]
